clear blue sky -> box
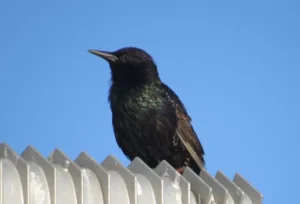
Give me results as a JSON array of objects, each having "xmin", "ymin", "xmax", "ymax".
[{"xmin": 0, "ymin": 0, "xmax": 299, "ymax": 203}]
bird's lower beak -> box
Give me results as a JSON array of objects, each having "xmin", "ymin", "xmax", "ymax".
[{"xmin": 88, "ymin": 50, "xmax": 118, "ymax": 63}]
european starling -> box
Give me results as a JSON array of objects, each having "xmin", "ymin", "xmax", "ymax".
[{"xmin": 88, "ymin": 47, "xmax": 205, "ymax": 174}]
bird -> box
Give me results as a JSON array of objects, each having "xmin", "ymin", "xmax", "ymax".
[{"xmin": 88, "ymin": 47, "xmax": 205, "ymax": 174}]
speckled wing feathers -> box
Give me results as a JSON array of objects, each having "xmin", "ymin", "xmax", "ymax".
[
  {"xmin": 175, "ymin": 106, "xmax": 206, "ymax": 170},
  {"xmin": 162, "ymin": 83, "xmax": 206, "ymax": 171}
]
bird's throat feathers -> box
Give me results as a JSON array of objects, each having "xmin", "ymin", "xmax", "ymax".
[
  {"xmin": 108, "ymin": 80, "xmax": 160, "ymax": 105},
  {"xmin": 109, "ymin": 63, "xmax": 160, "ymax": 87}
]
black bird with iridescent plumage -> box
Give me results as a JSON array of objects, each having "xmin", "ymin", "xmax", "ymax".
[{"xmin": 88, "ymin": 47, "xmax": 206, "ymax": 174}]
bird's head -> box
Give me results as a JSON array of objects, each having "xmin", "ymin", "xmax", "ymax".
[{"xmin": 88, "ymin": 47, "xmax": 160, "ymax": 86}]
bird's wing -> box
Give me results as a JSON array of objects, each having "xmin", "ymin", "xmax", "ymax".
[
  {"xmin": 175, "ymin": 103, "xmax": 206, "ymax": 170},
  {"xmin": 160, "ymin": 83, "xmax": 205, "ymax": 170}
]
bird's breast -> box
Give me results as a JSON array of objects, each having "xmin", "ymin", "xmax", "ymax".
[
  {"xmin": 110, "ymin": 94, "xmax": 154, "ymax": 116},
  {"xmin": 110, "ymin": 84, "xmax": 160, "ymax": 109}
]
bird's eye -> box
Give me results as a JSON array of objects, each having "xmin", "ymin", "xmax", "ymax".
[{"xmin": 120, "ymin": 55, "xmax": 130, "ymax": 63}]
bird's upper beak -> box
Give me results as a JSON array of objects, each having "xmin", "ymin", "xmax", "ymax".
[{"xmin": 88, "ymin": 49, "xmax": 118, "ymax": 63}]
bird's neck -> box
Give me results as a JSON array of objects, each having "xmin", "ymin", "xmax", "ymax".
[
  {"xmin": 110, "ymin": 64, "xmax": 160, "ymax": 87},
  {"xmin": 108, "ymin": 81, "xmax": 159, "ymax": 103}
]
